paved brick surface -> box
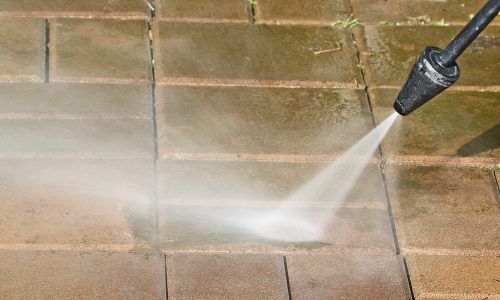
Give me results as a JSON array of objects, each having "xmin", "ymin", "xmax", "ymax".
[
  {"xmin": 157, "ymin": 160, "xmax": 387, "ymax": 209},
  {"xmin": 157, "ymin": 0, "xmax": 248, "ymax": 22},
  {"xmin": 0, "ymin": 17, "xmax": 45, "ymax": 82},
  {"xmin": 370, "ymin": 88, "xmax": 500, "ymax": 165},
  {"xmin": 166, "ymin": 253, "xmax": 288, "ymax": 300},
  {"xmin": 386, "ymin": 164, "xmax": 499, "ymax": 255},
  {"xmin": 0, "ymin": 0, "xmax": 149, "ymax": 18},
  {"xmin": 406, "ymin": 254, "xmax": 500, "ymax": 299},
  {"xmin": 159, "ymin": 205, "xmax": 395, "ymax": 253},
  {"xmin": 351, "ymin": 0, "xmax": 499, "ymax": 25},
  {"xmin": 0, "ymin": 82, "xmax": 152, "ymax": 118},
  {"xmin": 287, "ymin": 254, "xmax": 411, "ymax": 299},
  {"xmin": 356, "ymin": 25, "xmax": 500, "ymax": 87},
  {"xmin": 0, "ymin": 159, "xmax": 155, "ymax": 249},
  {"xmin": 154, "ymin": 22, "xmax": 363, "ymax": 87},
  {"xmin": 0, "ymin": 250, "xmax": 165, "ymax": 299},
  {"xmin": 50, "ymin": 18, "xmax": 152, "ymax": 83},
  {"xmin": 157, "ymin": 86, "xmax": 373, "ymax": 158},
  {"xmin": 255, "ymin": 0, "xmax": 348, "ymax": 25}
]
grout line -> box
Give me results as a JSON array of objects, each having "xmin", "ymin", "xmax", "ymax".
[
  {"xmin": 44, "ymin": 19, "xmax": 50, "ymax": 83},
  {"xmin": 283, "ymin": 256, "xmax": 293, "ymax": 300},
  {"xmin": 163, "ymin": 252, "xmax": 169, "ymax": 300},
  {"xmin": 246, "ymin": 0, "xmax": 256, "ymax": 24},
  {"xmin": 493, "ymin": 170, "xmax": 500, "ymax": 208},
  {"xmin": 402, "ymin": 256, "xmax": 416, "ymax": 300}
]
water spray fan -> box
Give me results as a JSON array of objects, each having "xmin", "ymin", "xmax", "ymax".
[{"xmin": 394, "ymin": 0, "xmax": 500, "ymax": 116}]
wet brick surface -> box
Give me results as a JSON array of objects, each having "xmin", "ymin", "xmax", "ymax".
[
  {"xmin": 286, "ymin": 254, "xmax": 411, "ymax": 299},
  {"xmin": 0, "ymin": 17, "xmax": 45, "ymax": 82},
  {"xmin": 157, "ymin": 0, "xmax": 248, "ymax": 22},
  {"xmin": 166, "ymin": 253, "xmax": 289, "ymax": 300},
  {"xmin": 0, "ymin": 250, "xmax": 165, "ymax": 299},
  {"xmin": 154, "ymin": 22, "xmax": 363, "ymax": 86}
]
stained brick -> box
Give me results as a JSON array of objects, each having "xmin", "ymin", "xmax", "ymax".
[
  {"xmin": 157, "ymin": 160, "xmax": 387, "ymax": 209},
  {"xmin": 154, "ymin": 22, "xmax": 362, "ymax": 86},
  {"xmin": 159, "ymin": 204, "xmax": 395, "ymax": 253},
  {"xmin": 356, "ymin": 25, "xmax": 500, "ymax": 87},
  {"xmin": 369, "ymin": 88, "xmax": 500, "ymax": 165},
  {"xmin": 157, "ymin": 0, "xmax": 248, "ymax": 22},
  {"xmin": 0, "ymin": 0, "xmax": 149, "ymax": 18},
  {"xmin": 50, "ymin": 18, "xmax": 152, "ymax": 83},
  {"xmin": 0, "ymin": 17, "xmax": 45, "ymax": 82},
  {"xmin": 287, "ymin": 254, "xmax": 411, "ymax": 299},
  {"xmin": 351, "ymin": 0, "xmax": 499, "ymax": 25},
  {"xmin": 0, "ymin": 250, "xmax": 164, "ymax": 299},
  {"xmin": 255, "ymin": 0, "xmax": 349, "ymax": 25},
  {"xmin": 406, "ymin": 254, "xmax": 500, "ymax": 299},
  {"xmin": 157, "ymin": 86, "xmax": 373, "ymax": 157},
  {"xmin": 386, "ymin": 164, "xmax": 500, "ymax": 255},
  {"xmin": 0, "ymin": 159, "xmax": 155, "ymax": 248},
  {"xmin": 166, "ymin": 253, "xmax": 288, "ymax": 300}
]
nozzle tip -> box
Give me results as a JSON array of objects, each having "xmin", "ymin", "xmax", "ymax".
[{"xmin": 393, "ymin": 101, "xmax": 408, "ymax": 116}]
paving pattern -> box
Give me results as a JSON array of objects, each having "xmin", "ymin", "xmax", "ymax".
[{"xmin": 0, "ymin": 0, "xmax": 498, "ymax": 299}]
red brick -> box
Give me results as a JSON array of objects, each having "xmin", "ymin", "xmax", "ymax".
[
  {"xmin": 51, "ymin": 18, "xmax": 152, "ymax": 83},
  {"xmin": 406, "ymin": 254, "xmax": 500, "ymax": 299},
  {"xmin": 286, "ymin": 254, "xmax": 411, "ymax": 299},
  {"xmin": 0, "ymin": 17, "xmax": 45, "ymax": 82},
  {"xmin": 157, "ymin": 0, "xmax": 248, "ymax": 22},
  {"xmin": 166, "ymin": 253, "xmax": 288, "ymax": 300},
  {"xmin": 0, "ymin": 250, "xmax": 165, "ymax": 299}
]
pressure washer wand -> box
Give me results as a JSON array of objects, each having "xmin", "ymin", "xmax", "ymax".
[{"xmin": 393, "ymin": 0, "xmax": 500, "ymax": 116}]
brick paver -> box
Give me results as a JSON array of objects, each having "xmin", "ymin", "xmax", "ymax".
[
  {"xmin": 50, "ymin": 18, "xmax": 152, "ymax": 83},
  {"xmin": 0, "ymin": 0, "xmax": 149, "ymax": 18},
  {"xmin": 386, "ymin": 164, "xmax": 499, "ymax": 255},
  {"xmin": 370, "ymin": 88, "xmax": 500, "ymax": 165},
  {"xmin": 154, "ymin": 22, "xmax": 363, "ymax": 87},
  {"xmin": 157, "ymin": 160, "xmax": 387, "ymax": 209},
  {"xmin": 166, "ymin": 253, "xmax": 289, "ymax": 300},
  {"xmin": 286, "ymin": 254, "xmax": 411, "ymax": 299},
  {"xmin": 356, "ymin": 25, "xmax": 500, "ymax": 87},
  {"xmin": 0, "ymin": 17, "xmax": 45, "ymax": 82},
  {"xmin": 406, "ymin": 254, "xmax": 500, "ymax": 299},
  {"xmin": 157, "ymin": 86, "xmax": 373, "ymax": 158},
  {"xmin": 157, "ymin": 0, "xmax": 249, "ymax": 22},
  {"xmin": 255, "ymin": 0, "xmax": 349, "ymax": 25},
  {"xmin": 0, "ymin": 250, "xmax": 165, "ymax": 299}
]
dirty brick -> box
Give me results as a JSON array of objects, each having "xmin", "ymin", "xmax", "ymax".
[
  {"xmin": 356, "ymin": 25, "xmax": 500, "ymax": 87},
  {"xmin": 157, "ymin": 86, "xmax": 373, "ymax": 158},
  {"xmin": 50, "ymin": 18, "xmax": 152, "ymax": 83},
  {"xmin": 166, "ymin": 253, "xmax": 288, "ymax": 300},
  {"xmin": 0, "ymin": 17, "xmax": 45, "ymax": 82},
  {"xmin": 255, "ymin": 0, "xmax": 349, "ymax": 25},
  {"xmin": 287, "ymin": 254, "xmax": 411, "ymax": 299},
  {"xmin": 369, "ymin": 88, "xmax": 500, "ymax": 165},
  {"xmin": 0, "ymin": 250, "xmax": 164, "ymax": 299},
  {"xmin": 386, "ymin": 164, "xmax": 500, "ymax": 255},
  {"xmin": 154, "ymin": 22, "xmax": 362, "ymax": 86},
  {"xmin": 157, "ymin": 0, "xmax": 248, "ymax": 22},
  {"xmin": 406, "ymin": 254, "xmax": 500, "ymax": 299}
]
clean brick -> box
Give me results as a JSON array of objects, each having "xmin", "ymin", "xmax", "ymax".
[
  {"xmin": 157, "ymin": 86, "xmax": 373, "ymax": 157},
  {"xmin": 287, "ymin": 254, "xmax": 411, "ymax": 299},
  {"xmin": 166, "ymin": 253, "xmax": 288, "ymax": 300},
  {"xmin": 159, "ymin": 205, "xmax": 395, "ymax": 253},
  {"xmin": 255, "ymin": 0, "xmax": 349, "ymax": 25},
  {"xmin": 356, "ymin": 25, "xmax": 500, "ymax": 87},
  {"xmin": 0, "ymin": 17, "xmax": 45, "ymax": 82},
  {"xmin": 154, "ymin": 22, "xmax": 362, "ymax": 86},
  {"xmin": 0, "ymin": 0, "xmax": 149, "ymax": 18},
  {"xmin": 157, "ymin": 0, "xmax": 248, "ymax": 22},
  {"xmin": 369, "ymin": 88, "xmax": 500, "ymax": 164},
  {"xmin": 350, "ymin": 0, "xmax": 499, "ymax": 25},
  {"xmin": 0, "ymin": 159, "xmax": 155, "ymax": 248},
  {"xmin": 386, "ymin": 164, "xmax": 500, "ymax": 255},
  {"xmin": 50, "ymin": 18, "xmax": 152, "ymax": 83},
  {"xmin": 0, "ymin": 250, "xmax": 164, "ymax": 299},
  {"xmin": 157, "ymin": 160, "xmax": 387, "ymax": 209},
  {"xmin": 406, "ymin": 254, "xmax": 500, "ymax": 299}
]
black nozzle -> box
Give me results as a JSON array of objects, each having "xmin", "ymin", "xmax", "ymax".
[{"xmin": 394, "ymin": 46, "xmax": 460, "ymax": 116}]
